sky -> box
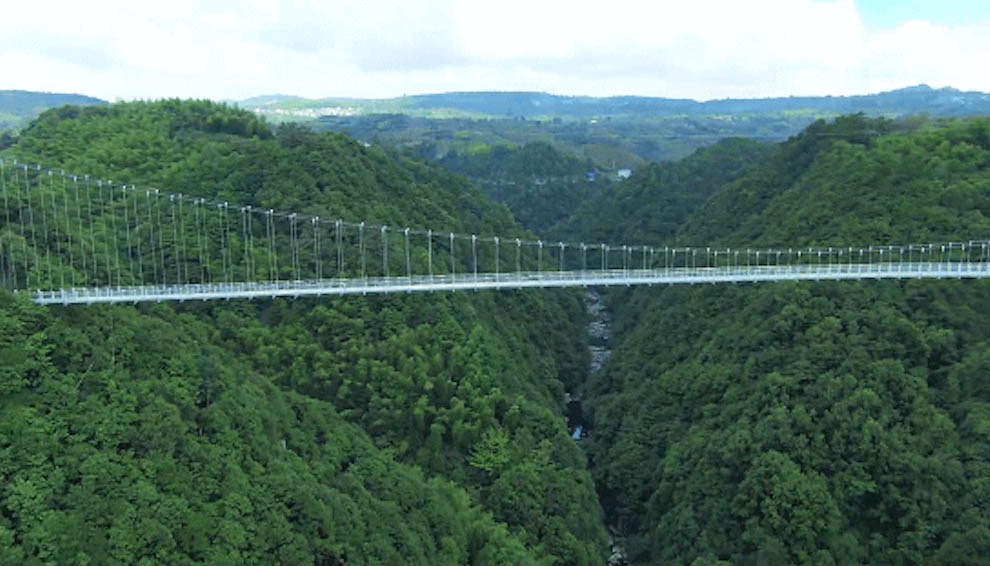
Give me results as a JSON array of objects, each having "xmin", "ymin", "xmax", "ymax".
[{"xmin": 2, "ymin": 0, "xmax": 989, "ymax": 102}]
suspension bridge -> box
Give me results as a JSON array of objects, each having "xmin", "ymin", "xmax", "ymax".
[{"xmin": 1, "ymin": 159, "xmax": 989, "ymax": 306}]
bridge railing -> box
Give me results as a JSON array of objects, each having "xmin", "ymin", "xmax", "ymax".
[
  {"xmin": 29, "ymin": 261, "xmax": 990, "ymax": 304},
  {"xmin": 3, "ymin": 159, "xmax": 990, "ymax": 300}
]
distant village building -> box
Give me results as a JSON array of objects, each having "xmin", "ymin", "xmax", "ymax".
[
  {"xmin": 586, "ymin": 172, "xmax": 597, "ymax": 182},
  {"xmin": 617, "ymin": 168, "xmax": 633, "ymax": 180}
]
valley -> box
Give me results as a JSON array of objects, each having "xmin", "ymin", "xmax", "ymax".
[
  {"xmin": 2, "ymin": 95, "xmax": 990, "ymax": 565},
  {"xmin": 8, "ymin": 2, "xmax": 990, "ymax": 563}
]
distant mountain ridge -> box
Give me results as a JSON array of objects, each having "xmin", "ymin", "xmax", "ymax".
[
  {"xmin": 241, "ymin": 85, "xmax": 990, "ymax": 164},
  {"xmin": 0, "ymin": 90, "xmax": 106, "ymax": 130},
  {"xmin": 238, "ymin": 84, "xmax": 990, "ymax": 120}
]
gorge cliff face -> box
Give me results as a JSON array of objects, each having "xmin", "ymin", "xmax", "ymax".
[
  {"xmin": 577, "ymin": 116, "xmax": 990, "ymax": 565},
  {"xmin": 0, "ymin": 100, "xmax": 610, "ymax": 566}
]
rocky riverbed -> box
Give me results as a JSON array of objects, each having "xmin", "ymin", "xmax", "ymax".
[
  {"xmin": 586, "ymin": 288, "xmax": 613, "ymax": 375},
  {"xmin": 574, "ymin": 289, "xmax": 628, "ymax": 565}
]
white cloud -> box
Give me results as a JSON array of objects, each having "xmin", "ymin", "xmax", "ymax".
[{"xmin": 0, "ymin": 0, "xmax": 988, "ymax": 101}]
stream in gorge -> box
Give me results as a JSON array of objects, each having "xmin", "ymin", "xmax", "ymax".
[
  {"xmin": 566, "ymin": 288, "xmax": 628, "ymax": 565},
  {"xmin": 566, "ymin": 288, "xmax": 612, "ymax": 439}
]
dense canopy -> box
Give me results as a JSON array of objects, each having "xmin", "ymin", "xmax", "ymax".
[
  {"xmin": 0, "ymin": 101, "xmax": 608, "ymax": 565},
  {"xmin": 571, "ymin": 115, "xmax": 990, "ymax": 564},
  {"xmin": 5, "ymin": 100, "xmax": 990, "ymax": 566}
]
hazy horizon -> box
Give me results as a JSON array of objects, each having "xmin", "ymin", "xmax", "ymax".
[
  {"xmin": 8, "ymin": 82, "xmax": 980, "ymax": 107},
  {"xmin": 233, "ymin": 82, "xmax": 979, "ymax": 103},
  {"xmin": 3, "ymin": 1, "xmax": 989, "ymax": 103}
]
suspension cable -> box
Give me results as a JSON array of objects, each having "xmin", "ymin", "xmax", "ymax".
[
  {"xmin": 17, "ymin": 166, "xmax": 31, "ymax": 287},
  {"xmin": 359, "ymin": 222, "xmax": 366, "ymax": 280},
  {"xmin": 96, "ymin": 180, "xmax": 110, "ymax": 286},
  {"xmin": 62, "ymin": 173, "xmax": 77, "ymax": 286},
  {"xmin": 205, "ymin": 199, "xmax": 214, "ymax": 283},
  {"xmin": 73, "ymin": 176, "xmax": 86, "ymax": 280},
  {"xmin": 472, "ymin": 234, "xmax": 477, "ymax": 280},
  {"xmin": 404, "ymin": 227, "xmax": 411, "ymax": 279},
  {"xmin": 219, "ymin": 203, "xmax": 229, "ymax": 285},
  {"xmin": 246, "ymin": 206, "xmax": 255, "ymax": 281},
  {"xmin": 171, "ymin": 194, "xmax": 180, "ymax": 286},
  {"xmin": 122, "ymin": 184, "xmax": 134, "ymax": 285},
  {"xmin": 156, "ymin": 190, "xmax": 167, "ymax": 286},
  {"xmin": 336, "ymin": 219, "xmax": 343, "ymax": 277},
  {"xmin": 0, "ymin": 160, "xmax": 12, "ymax": 287},
  {"xmin": 146, "ymin": 190, "xmax": 158, "ymax": 286},
  {"xmin": 267, "ymin": 210, "xmax": 277, "ymax": 283},
  {"xmin": 155, "ymin": 189, "xmax": 168, "ymax": 287},
  {"xmin": 290, "ymin": 213, "xmax": 299, "ymax": 281},
  {"xmin": 132, "ymin": 186, "xmax": 142, "ymax": 285},
  {"xmin": 109, "ymin": 181, "xmax": 123, "ymax": 286},
  {"xmin": 178, "ymin": 194, "xmax": 188, "ymax": 284},
  {"xmin": 39, "ymin": 170, "xmax": 52, "ymax": 286},
  {"xmin": 240, "ymin": 206, "xmax": 251, "ymax": 281},
  {"xmin": 241, "ymin": 206, "xmax": 250, "ymax": 282},
  {"xmin": 24, "ymin": 166, "xmax": 40, "ymax": 287},
  {"xmin": 294, "ymin": 214, "xmax": 301, "ymax": 281},
  {"xmin": 194, "ymin": 198, "xmax": 205, "ymax": 283},
  {"xmin": 85, "ymin": 175, "xmax": 99, "ymax": 284},
  {"xmin": 49, "ymin": 171, "xmax": 65, "ymax": 288},
  {"xmin": 314, "ymin": 217, "xmax": 322, "ymax": 280},
  {"xmin": 382, "ymin": 226, "xmax": 388, "ymax": 277}
]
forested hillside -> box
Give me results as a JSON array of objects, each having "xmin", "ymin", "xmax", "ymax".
[
  {"xmin": 575, "ymin": 115, "xmax": 990, "ymax": 564},
  {"xmin": 424, "ymin": 141, "xmax": 604, "ymax": 233},
  {"xmin": 0, "ymin": 101, "xmax": 609, "ymax": 564},
  {"xmin": 8, "ymin": 100, "xmax": 990, "ymax": 566},
  {"xmin": 552, "ymin": 138, "xmax": 774, "ymax": 243}
]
